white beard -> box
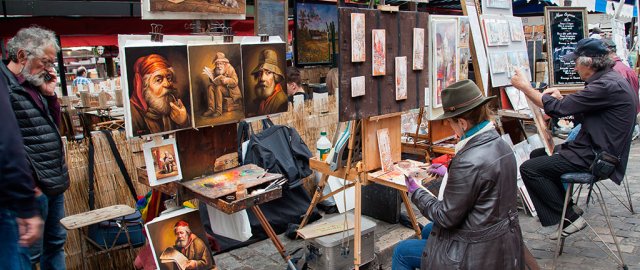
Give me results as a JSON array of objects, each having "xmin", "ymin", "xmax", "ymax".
[
  {"xmin": 21, "ymin": 61, "xmax": 46, "ymax": 87},
  {"xmin": 255, "ymin": 83, "xmax": 275, "ymax": 99},
  {"xmin": 175, "ymin": 239, "xmax": 188, "ymax": 249},
  {"xmin": 144, "ymin": 88, "xmax": 173, "ymax": 115}
]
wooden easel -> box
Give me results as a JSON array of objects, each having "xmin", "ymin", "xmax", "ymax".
[{"xmin": 298, "ymin": 114, "xmax": 422, "ymax": 269}]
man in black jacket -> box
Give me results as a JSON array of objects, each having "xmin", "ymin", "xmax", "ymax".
[
  {"xmin": 511, "ymin": 38, "xmax": 637, "ymax": 239},
  {"xmin": 2, "ymin": 26, "xmax": 69, "ymax": 270},
  {"xmin": 0, "ymin": 65, "xmax": 43, "ymax": 270}
]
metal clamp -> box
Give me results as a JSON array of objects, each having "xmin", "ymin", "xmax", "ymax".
[{"xmin": 150, "ymin": 23, "xmax": 164, "ymax": 42}]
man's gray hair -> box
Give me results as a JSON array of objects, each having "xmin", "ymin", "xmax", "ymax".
[
  {"xmin": 6, "ymin": 26, "xmax": 60, "ymax": 62},
  {"xmin": 575, "ymin": 55, "xmax": 615, "ymax": 72}
]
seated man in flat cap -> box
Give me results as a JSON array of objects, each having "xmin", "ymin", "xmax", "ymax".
[{"xmin": 202, "ymin": 52, "xmax": 242, "ymax": 117}]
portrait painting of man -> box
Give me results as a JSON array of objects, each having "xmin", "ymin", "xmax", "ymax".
[
  {"xmin": 146, "ymin": 208, "xmax": 215, "ymax": 270},
  {"xmin": 241, "ymin": 43, "xmax": 288, "ymax": 118},
  {"xmin": 124, "ymin": 45, "xmax": 192, "ymax": 137},
  {"xmin": 149, "ymin": 0, "xmax": 245, "ymax": 15},
  {"xmin": 188, "ymin": 44, "xmax": 244, "ymax": 127},
  {"xmin": 143, "ymin": 138, "xmax": 183, "ymax": 186}
]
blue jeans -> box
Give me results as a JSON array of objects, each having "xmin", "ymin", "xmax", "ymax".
[
  {"xmin": 0, "ymin": 208, "xmax": 23, "ymax": 270},
  {"xmin": 392, "ymin": 223, "xmax": 434, "ymax": 270},
  {"xmin": 20, "ymin": 194, "xmax": 67, "ymax": 270}
]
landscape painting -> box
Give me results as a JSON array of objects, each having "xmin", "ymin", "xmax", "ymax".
[
  {"xmin": 372, "ymin": 29, "xmax": 386, "ymax": 76},
  {"xmin": 295, "ymin": 2, "xmax": 338, "ymax": 65},
  {"xmin": 351, "ymin": 13, "xmax": 366, "ymax": 62}
]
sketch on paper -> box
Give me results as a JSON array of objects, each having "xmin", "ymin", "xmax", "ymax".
[
  {"xmin": 489, "ymin": 52, "xmax": 508, "ymax": 73},
  {"xmin": 505, "ymin": 86, "xmax": 530, "ymax": 111},
  {"xmin": 143, "ymin": 138, "xmax": 182, "ymax": 186},
  {"xmin": 124, "ymin": 45, "xmax": 192, "ymax": 137},
  {"xmin": 459, "ymin": 48, "xmax": 471, "ymax": 80},
  {"xmin": 351, "ymin": 76, "xmax": 366, "ymax": 97},
  {"xmin": 395, "ymin": 56, "xmax": 407, "ymax": 100},
  {"xmin": 188, "ymin": 44, "xmax": 244, "ymax": 128},
  {"xmin": 413, "ymin": 28, "xmax": 425, "ymax": 70},
  {"xmin": 372, "ymin": 29, "xmax": 386, "ymax": 76},
  {"xmin": 459, "ymin": 17, "xmax": 470, "ymax": 48},
  {"xmin": 377, "ymin": 128, "xmax": 394, "ymax": 172},
  {"xmin": 486, "ymin": 0, "xmax": 511, "ymax": 9},
  {"xmin": 509, "ymin": 19, "xmax": 525, "ymax": 41},
  {"xmin": 484, "ymin": 19, "xmax": 510, "ymax": 46},
  {"xmin": 351, "ymin": 13, "xmax": 366, "ymax": 62},
  {"xmin": 432, "ymin": 18, "xmax": 458, "ymax": 108},
  {"xmin": 145, "ymin": 208, "xmax": 215, "ymax": 270}
]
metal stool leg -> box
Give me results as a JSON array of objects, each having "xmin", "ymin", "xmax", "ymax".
[
  {"xmin": 623, "ymin": 177, "xmax": 634, "ymax": 213},
  {"xmin": 552, "ymin": 183, "xmax": 573, "ymax": 270},
  {"xmin": 593, "ymin": 184, "xmax": 627, "ymax": 269}
]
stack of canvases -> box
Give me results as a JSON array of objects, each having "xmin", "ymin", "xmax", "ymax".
[{"xmin": 63, "ymin": 130, "xmax": 150, "ymax": 269}]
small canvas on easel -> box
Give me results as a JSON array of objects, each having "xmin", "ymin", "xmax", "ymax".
[
  {"xmin": 351, "ymin": 76, "xmax": 365, "ymax": 97},
  {"xmin": 395, "ymin": 56, "xmax": 407, "ymax": 100},
  {"xmin": 372, "ymin": 29, "xmax": 386, "ymax": 76},
  {"xmin": 377, "ymin": 128, "xmax": 394, "ymax": 172},
  {"xmin": 143, "ymin": 138, "xmax": 183, "ymax": 186},
  {"xmin": 413, "ymin": 28, "xmax": 425, "ymax": 70},
  {"xmin": 351, "ymin": 13, "xmax": 366, "ymax": 62},
  {"xmin": 145, "ymin": 208, "xmax": 215, "ymax": 270}
]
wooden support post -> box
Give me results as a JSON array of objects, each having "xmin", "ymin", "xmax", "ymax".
[
  {"xmin": 400, "ymin": 191, "xmax": 422, "ymax": 238},
  {"xmin": 299, "ymin": 173, "xmax": 329, "ymax": 229}
]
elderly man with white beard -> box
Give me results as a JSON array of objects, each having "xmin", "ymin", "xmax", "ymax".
[
  {"xmin": 129, "ymin": 54, "xmax": 190, "ymax": 136},
  {"xmin": 249, "ymin": 49, "xmax": 287, "ymax": 116},
  {"xmin": 169, "ymin": 221, "xmax": 213, "ymax": 270},
  {"xmin": 1, "ymin": 26, "xmax": 69, "ymax": 270},
  {"xmin": 202, "ymin": 52, "xmax": 242, "ymax": 117}
]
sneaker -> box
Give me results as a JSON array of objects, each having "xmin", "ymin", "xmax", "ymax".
[{"xmin": 549, "ymin": 216, "xmax": 587, "ymax": 240}]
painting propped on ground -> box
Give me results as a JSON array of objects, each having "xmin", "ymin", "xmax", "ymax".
[
  {"xmin": 241, "ymin": 43, "xmax": 288, "ymax": 118},
  {"xmin": 124, "ymin": 45, "xmax": 192, "ymax": 137},
  {"xmin": 145, "ymin": 208, "xmax": 215, "ymax": 270},
  {"xmin": 149, "ymin": 0, "xmax": 245, "ymax": 15},
  {"xmin": 143, "ymin": 138, "xmax": 183, "ymax": 186},
  {"xmin": 295, "ymin": 2, "xmax": 338, "ymax": 65},
  {"xmin": 188, "ymin": 44, "xmax": 245, "ymax": 128}
]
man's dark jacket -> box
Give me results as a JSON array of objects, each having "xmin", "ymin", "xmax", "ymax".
[
  {"xmin": 542, "ymin": 67, "xmax": 637, "ymax": 184},
  {"xmin": 0, "ymin": 62, "xmax": 69, "ymax": 195}
]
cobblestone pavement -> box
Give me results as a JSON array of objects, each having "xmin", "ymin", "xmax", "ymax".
[{"xmin": 214, "ymin": 140, "xmax": 640, "ymax": 270}]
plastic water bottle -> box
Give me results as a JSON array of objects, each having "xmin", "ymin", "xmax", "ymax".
[{"xmin": 316, "ymin": 131, "xmax": 332, "ymax": 161}]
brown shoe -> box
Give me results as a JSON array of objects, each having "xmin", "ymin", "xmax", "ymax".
[{"xmin": 202, "ymin": 109, "xmax": 216, "ymax": 117}]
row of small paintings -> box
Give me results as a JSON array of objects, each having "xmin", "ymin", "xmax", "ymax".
[
  {"xmin": 483, "ymin": 18, "xmax": 525, "ymax": 46},
  {"xmin": 489, "ymin": 51, "xmax": 531, "ymax": 79},
  {"xmin": 121, "ymin": 42, "xmax": 287, "ymax": 138},
  {"xmin": 350, "ymin": 56, "xmax": 407, "ymax": 100}
]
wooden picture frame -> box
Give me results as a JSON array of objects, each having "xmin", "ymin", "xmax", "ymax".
[{"xmin": 544, "ymin": 6, "xmax": 587, "ymax": 90}]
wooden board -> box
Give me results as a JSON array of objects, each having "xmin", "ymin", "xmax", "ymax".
[
  {"xmin": 182, "ymin": 164, "xmax": 282, "ymax": 199},
  {"xmin": 361, "ymin": 115, "xmax": 402, "ymax": 172},
  {"xmin": 176, "ymin": 123, "xmax": 237, "ymax": 181},
  {"xmin": 338, "ymin": 8, "xmax": 428, "ymax": 122},
  {"xmin": 526, "ymin": 98, "xmax": 554, "ymax": 155},
  {"xmin": 297, "ymin": 217, "xmax": 355, "ymax": 239},
  {"xmin": 60, "ymin": 205, "xmax": 135, "ymax": 230}
]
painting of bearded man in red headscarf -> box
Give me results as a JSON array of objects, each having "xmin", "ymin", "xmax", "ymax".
[{"xmin": 126, "ymin": 47, "xmax": 191, "ymax": 136}]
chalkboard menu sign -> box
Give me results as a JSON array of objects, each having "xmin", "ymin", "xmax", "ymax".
[{"xmin": 544, "ymin": 7, "xmax": 587, "ymax": 88}]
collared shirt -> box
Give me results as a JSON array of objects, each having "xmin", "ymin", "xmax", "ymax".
[
  {"xmin": 612, "ymin": 56, "xmax": 640, "ymax": 113},
  {"xmin": 72, "ymin": 76, "xmax": 92, "ymax": 86},
  {"xmin": 542, "ymin": 67, "xmax": 637, "ymax": 183}
]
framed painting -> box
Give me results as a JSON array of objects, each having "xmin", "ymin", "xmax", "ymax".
[
  {"xmin": 255, "ymin": 0, "xmax": 288, "ymax": 42},
  {"xmin": 489, "ymin": 52, "xmax": 508, "ymax": 74},
  {"xmin": 188, "ymin": 43, "xmax": 244, "ymax": 128},
  {"xmin": 430, "ymin": 17, "xmax": 458, "ymax": 108},
  {"xmin": 458, "ymin": 17, "xmax": 470, "ymax": 48},
  {"xmin": 123, "ymin": 45, "xmax": 192, "ymax": 137},
  {"xmin": 545, "ymin": 7, "xmax": 588, "ymax": 89},
  {"xmin": 509, "ymin": 19, "xmax": 525, "ymax": 41},
  {"xmin": 294, "ymin": 2, "xmax": 338, "ymax": 66},
  {"xmin": 143, "ymin": 138, "xmax": 182, "ymax": 186},
  {"xmin": 372, "ymin": 29, "xmax": 386, "ymax": 76},
  {"xmin": 145, "ymin": 208, "xmax": 215, "ymax": 270},
  {"xmin": 413, "ymin": 28, "xmax": 425, "ymax": 70},
  {"xmin": 351, "ymin": 76, "xmax": 365, "ymax": 97},
  {"xmin": 142, "ymin": 0, "xmax": 245, "ymax": 20},
  {"xmin": 241, "ymin": 42, "xmax": 288, "ymax": 118},
  {"xmin": 350, "ymin": 13, "xmax": 366, "ymax": 62},
  {"xmin": 395, "ymin": 56, "xmax": 407, "ymax": 100}
]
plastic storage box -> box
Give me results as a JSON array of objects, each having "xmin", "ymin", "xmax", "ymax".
[{"xmin": 305, "ymin": 213, "xmax": 376, "ymax": 270}]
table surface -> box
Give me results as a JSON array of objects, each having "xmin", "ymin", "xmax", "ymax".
[{"xmin": 60, "ymin": 204, "xmax": 135, "ymax": 230}]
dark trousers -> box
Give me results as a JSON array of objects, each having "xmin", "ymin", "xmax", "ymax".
[{"xmin": 520, "ymin": 148, "xmax": 588, "ymax": 227}]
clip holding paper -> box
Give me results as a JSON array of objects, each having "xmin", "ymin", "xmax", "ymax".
[
  {"xmin": 259, "ymin": 34, "xmax": 269, "ymax": 42},
  {"xmin": 150, "ymin": 23, "xmax": 164, "ymax": 42},
  {"xmin": 223, "ymin": 35, "xmax": 234, "ymax": 43}
]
